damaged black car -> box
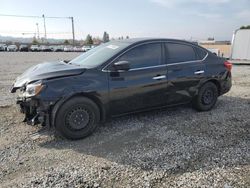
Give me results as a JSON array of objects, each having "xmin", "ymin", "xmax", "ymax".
[{"xmin": 11, "ymin": 38, "xmax": 232, "ymax": 139}]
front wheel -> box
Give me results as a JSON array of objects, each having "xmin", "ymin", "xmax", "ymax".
[
  {"xmin": 193, "ymin": 82, "xmax": 218, "ymax": 111},
  {"xmin": 55, "ymin": 97, "xmax": 100, "ymax": 140}
]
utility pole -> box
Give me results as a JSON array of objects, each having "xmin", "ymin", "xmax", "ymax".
[
  {"xmin": 70, "ymin": 17, "xmax": 75, "ymax": 46},
  {"xmin": 42, "ymin": 14, "xmax": 47, "ymax": 40},
  {"xmin": 0, "ymin": 14, "xmax": 75, "ymax": 43},
  {"xmin": 36, "ymin": 23, "xmax": 40, "ymax": 39}
]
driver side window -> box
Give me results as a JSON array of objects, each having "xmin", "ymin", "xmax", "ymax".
[{"xmin": 116, "ymin": 43, "xmax": 162, "ymax": 69}]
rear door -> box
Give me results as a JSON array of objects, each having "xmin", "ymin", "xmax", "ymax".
[
  {"xmin": 106, "ymin": 42, "xmax": 168, "ymax": 116},
  {"xmin": 165, "ymin": 42, "xmax": 207, "ymax": 105}
]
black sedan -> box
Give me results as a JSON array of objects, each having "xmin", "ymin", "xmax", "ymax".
[
  {"xmin": 11, "ymin": 38, "xmax": 232, "ymax": 139},
  {"xmin": 19, "ymin": 44, "xmax": 29, "ymax": 52}
]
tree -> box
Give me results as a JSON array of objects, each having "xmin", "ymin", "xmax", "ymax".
[
  {"xmin": 207, "ymin": 37, "xmax": 214, "ymax": 41},
  {"xmin": 102, "ymin": 31, "xmax": 110, "ymax": 43},
  {"xmin": 14, "ymin": 42, "xmax": 20, "ymax": 47},
  {"xmin": 64, "ymin": 40, "xmax": 70, "ymax": 45},
  {"xmin": 32, "ymin": 38, "xmax": 39, "ymax": 45},
  {"xmin": 126, "ymin": 36, "xmax": 129, "ymax": 39},
  {"xmin": 85, "ymin": 34, "xmax": 93, "ymax": 45},
  {"xmin": 240, "ymin": 25, "xmax": 250, "ymax": 29},
  {"xmin": 93, "ymin": 37, "xmax": 102, "ymax": 45}
]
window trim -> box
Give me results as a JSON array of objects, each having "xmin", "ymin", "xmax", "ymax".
[
  {"xmin": 102, "ymin": 41, "xmax": 164, "ymax": 72},
  {"xmin": 102, "ymin": 41, "xmax": 208, "ymax": 72},
  {"xmin": 193, "ymin": 45, "xmax": 208, "ymax": 60},
  {"xmin": 164, "ymin": 42, "xmax": 202, "ymax": 65},
  {"xmin": 166, "ymin": 53, "xmax": 208, "ymax": 66}
]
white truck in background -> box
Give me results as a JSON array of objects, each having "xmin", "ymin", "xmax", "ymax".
[{"xmin": 231, "ymin": 29, "xmax": 250, "ymax": 60}]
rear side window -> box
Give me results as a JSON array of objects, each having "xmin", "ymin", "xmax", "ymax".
[
  {"xmin": 194, "ymin": 47, "xmax": 208, "ymax": 59},
  {"xmin": 117, "ymin": 43, "xmax": 162, "ymax": 69},
  {"xmin": 166, "ymin": 43, "xmax": 197, "ymax": 64}
]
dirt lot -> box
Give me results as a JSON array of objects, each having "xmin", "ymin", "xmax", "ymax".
[{"xmin": 0, "ymin": 52, "xmax": 249, "ymax": 187}]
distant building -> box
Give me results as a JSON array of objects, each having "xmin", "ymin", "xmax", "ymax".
[
  {"xmin": 231, "ymin": 29, "xmax": 250, "ymax": 60},
  {"xmin": 199, "ymin": 40, "xmax": 231, "ymax": 58}
]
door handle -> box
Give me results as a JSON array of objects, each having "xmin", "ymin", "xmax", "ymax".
[
  {"xmin": 194, "ymin": 70, "xmax": 204, "ymax": 75},
  {"xmin": 152, "ymin": 75, "xmax": 166, "ymax": 80}
]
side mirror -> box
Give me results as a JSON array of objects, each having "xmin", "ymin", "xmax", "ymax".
[{"xmin": 113, "ymin": 61, "xmax": 130, "ymax": 71}]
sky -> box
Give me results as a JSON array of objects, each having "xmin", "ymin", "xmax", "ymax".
[{"xmin": 0, "ymin": 0, "xmax": 249, "ymax": 41}]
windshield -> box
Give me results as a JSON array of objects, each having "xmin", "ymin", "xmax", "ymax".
[{"xmin": 69, "ymin": 41, "xmax": 129, "ymax": 68}]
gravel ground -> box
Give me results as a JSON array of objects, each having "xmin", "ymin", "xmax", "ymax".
[{"xmin": 0, "ymin": 52, "xmax": 249, "ymax": 187}]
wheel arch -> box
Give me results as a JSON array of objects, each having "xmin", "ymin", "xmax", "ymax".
[
  {"xmin": 199, "ymin": 79, "xmax": 221, "ymax": 95},
  {"xmin": 51, "ymin": 92, "xmax": 106, "ymax": 127}
]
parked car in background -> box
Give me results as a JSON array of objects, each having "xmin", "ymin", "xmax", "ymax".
[
  {"xmin": 53, "ymin": 45, "xmax": 64, "ymax": 52},
  {"xmin": 73, "ymin": 46, "xmax": 84, "ymax": 52},
  {"xmin": 49, "ymin": 46, "xmax": 55, "ymax": 51},
  {"xmin": 82, "ymin": 45, "xmax": 92, "ymax": 52},
  {"xmin": 64, "ymin": 45, "xmax": 74, "ymax": 52},
  {"xmin": 7, "ymin": 45, "xmax": 18, "ymax": 52},
  {"xmin": 39, "ymin": 45, "xmax": 52, "ymax": 52},
  {"xmin": 30, "ymin": 45, "xmax": 39, "ymax": 52},
  {"xmin": 19, "ymin": 44, "xmax": 29, "ymax": 52},
  {"xmin": 0, "ymin": 44, "xmax": 7, "ymax": 51},
  {"xmin": 11, "ymin": 38, "xmax": 232, "ymax": 140}
]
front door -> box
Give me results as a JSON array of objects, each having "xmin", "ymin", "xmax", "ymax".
[{"xmin": 106, "ymin": 42, "xmax": 168, "ymax": 116}]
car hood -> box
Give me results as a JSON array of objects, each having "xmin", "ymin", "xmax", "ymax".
[{"xmin": 11, "ymin": 61, "xmax": 86, "ymax": 92}]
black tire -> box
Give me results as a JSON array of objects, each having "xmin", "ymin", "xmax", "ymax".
[
  {"xmin": 55, "ymin": 97, "xmax": 100, "ymax": 140},
  {"xmin": 193, "ymin": 82, "xmax": 218, "ymax": 111}
]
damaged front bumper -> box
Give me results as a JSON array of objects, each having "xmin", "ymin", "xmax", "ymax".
[{"xmin": 17, "ymin": 96, "xmax": 52, "ymax": 127}]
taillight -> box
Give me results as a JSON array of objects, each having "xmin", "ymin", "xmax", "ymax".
[{"xmin": 224, "ymin": 61, "xmax": 232, "ymax": 71}]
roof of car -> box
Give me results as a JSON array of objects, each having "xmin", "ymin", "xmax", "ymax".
[{"xmin": 116, "ymin": 38, "xmax": 195, "ymax": 45}]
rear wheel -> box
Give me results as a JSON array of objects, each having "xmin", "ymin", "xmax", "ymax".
[
  {"xmin": 55, "ymin": 97, "xmax": 100, "ymax": 140},
  {"xmin": 193, "ymin": 82, "xmax": 218, "ymax": 111}
]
